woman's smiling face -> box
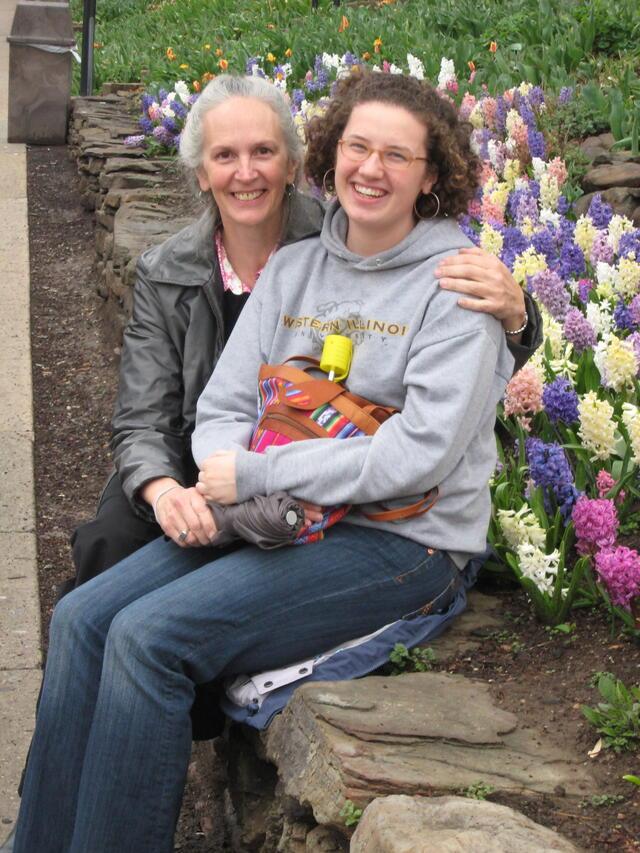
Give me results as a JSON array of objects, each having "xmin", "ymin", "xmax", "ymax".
[
  {"xmin": 334, "ymin": 101, "xmax": 436, "ymax": 256},
  {"xmin": 196, "ymin": 97, "xmax": 297, "ymax": 232}
]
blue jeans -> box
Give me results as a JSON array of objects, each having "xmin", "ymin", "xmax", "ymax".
[{"xmin": 14, "ymin": 525, "xmax": 458, "ymax": 853}]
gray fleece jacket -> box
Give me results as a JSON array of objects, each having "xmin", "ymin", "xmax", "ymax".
[{"xmin": 193, "ymin": 202, "xmax": 514, "ymax": 568}]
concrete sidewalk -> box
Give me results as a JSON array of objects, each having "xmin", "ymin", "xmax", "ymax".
[{"xmin": 0, "ymin": 0, "xmax": 42, "ymax": 842}]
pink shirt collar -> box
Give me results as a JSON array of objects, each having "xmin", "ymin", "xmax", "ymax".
[{"xmin": 215, "ymin": 229, "xmax": 276, "ymax": 295}]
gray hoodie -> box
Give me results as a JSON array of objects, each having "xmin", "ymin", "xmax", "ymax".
[{"xmin": 193, "ymin": 202, "xmax": 514, "ymax": 568}]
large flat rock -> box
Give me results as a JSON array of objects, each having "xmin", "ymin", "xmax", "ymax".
[
  {"xmin": 263, "ymin": 674, "xmax": 594, "ymax": 828},
  {"xmin": 350, "ymin": 795, "xmax": 580, "ymax": 852}
]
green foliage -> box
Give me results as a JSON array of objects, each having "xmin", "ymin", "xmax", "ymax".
[
  {"xmin": 459, "ymin": 780, "xmax": 495, "ymax": 800},
  {"xmin": 388, "ymin": 643, "xmax": 436, "ymax": 674},
  {"xmin": 581, "ymin": 792, "xmax": 626, "ymax": 807},
  {"xmin": 72, "ymin": 0, "xmax": 640, "ymax": 138},
  {"xmin": 623, "ymin": 774, "xmax": 640, "ymax": 786},
  {"xmin": 582, "ymin": 674, "xmax": 640, "ymax": 752},
  {"xmin": 340, "ymin": 799, "xmax": 363, "ymax": 827},
  {"xmin": 590, "ymin": 670, "xmax": 615, "ymax": 688}
]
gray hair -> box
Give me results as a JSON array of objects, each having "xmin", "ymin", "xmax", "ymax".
[{"xmin": 179, "ymin": 74, "xmax": 303, "ymax": 212}]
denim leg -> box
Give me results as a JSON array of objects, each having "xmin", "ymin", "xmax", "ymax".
[
  {"xmin": 13, "ymin": 537, "xmax": 216, "ymax": 853},
  {"xmin": 15, "ymin": 526, "xmax": 458, "ymax": 853}
]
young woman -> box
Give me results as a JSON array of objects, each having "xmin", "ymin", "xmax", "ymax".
[
  {"xmin": 69, "ymin": 74, "xmax": 539, "ymax": 587},
  {"xmin": 13, "ymin": 72, "xmax": 522, "ymax": 853}
]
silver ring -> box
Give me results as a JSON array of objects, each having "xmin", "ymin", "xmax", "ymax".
[{"xmin": 178, "ymin": 529, "xmax": 189, "ymax": 543}]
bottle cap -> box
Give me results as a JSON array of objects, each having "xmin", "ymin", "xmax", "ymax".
[{"xmin": 320, "ymin": 334, "xmax": 353, "ymax": 382}]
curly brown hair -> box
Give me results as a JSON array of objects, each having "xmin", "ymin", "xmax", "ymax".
[{"xmin": 305, "ymin": 71, "xmax": 480, "ymax": 218}]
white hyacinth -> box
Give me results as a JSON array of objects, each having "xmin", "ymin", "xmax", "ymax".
[
  {"xmin": 437, "ymin": 57, "xmax": 456, "ymax": 90},
  {"xmin": 516, "ymin": 542, "xmax": 560, "ymax": 595},
  {"xmin": 497, "ymin": 506, "xmax": 546, "ymax": 551},
  {"xmin": 173, "ymin": 80, "xmax": 190, "ymax": 104},
  {"xmin": 406, "ymin": 53, "xmax": 425, "ymax": 80}
]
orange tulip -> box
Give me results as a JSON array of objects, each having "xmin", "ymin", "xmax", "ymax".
[
  {"xmin": 166, "ymin": 47, "xmax": 176, "ymax": 61},
  {"xmin": 361, "ymin": 51, "xmax": 371, "ymax": 60},
  {"xmin": 338, "ymin": 15, "xmax": 349, "ymax": 32},
  {"xmin": 489, "ymin": 41, "xmax": 497, "ymax": 53},
  {"xmin": 468, "ymin": 60, "xmax": 476, "ymax": 72},
  {"xmin": 218, "ymin": 58, "xmax": 228, "ymax": 71},
  {"xmin": 284, "ymin": 48, "xmax": 292, "ymax": 58},
  {"xmin": 215, "ymin": 48, "xmax": 223, "ymax": 57},
  {"xmin": 373, "ymin": 37, "xmax": 382, "ymax": 54},
  {"xmin": 193, "ymin": 80, "xmax": 201, "ymax": 92},
  {"xmin": 202, "ymin": 71, "xmax": 215, "ymax": 82}
]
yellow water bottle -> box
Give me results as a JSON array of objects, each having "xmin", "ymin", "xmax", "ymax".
[{"xmin": 320, "ymin": 334, "xmax": 353, "ymax": 382}]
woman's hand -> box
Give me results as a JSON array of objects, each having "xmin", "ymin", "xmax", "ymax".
[
  {"xmin": 142, "ymin": 478, "xmax": 217, "ymax": 547},
  {"xmin": 436, "ymin": 247, "xmax": 526, "ymax": 335},
  {"xmin": 196, "ymin": 451, "xmax": 238, "ymax": 505}
]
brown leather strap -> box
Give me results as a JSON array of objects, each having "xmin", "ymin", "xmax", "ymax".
[
  {"xmin": 260, "ymin": 404, "xmax": 332, "ymax": 440},
  {"xmin": 361, "ymin": 487, "xmax": 439, "ymax": 522}
]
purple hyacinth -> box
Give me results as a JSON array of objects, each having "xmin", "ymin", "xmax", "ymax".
[
  {"xmin": 458, "ymin": 214, "xmax": 480, "ymax": 245},
  {"xmin": 152, "ymin": 125, "xmax": 177, "ymax": 148},
  {"xmin": 590, "ymin": 231, "xmax": 614, "ymax": 265},
  {"xmin": 557, "ymin": 195, "xmax": 570, "ymax": 215},
  {"xmin": 542, "ymin": 377, "xmax": 579, "ymax": 424},
  {"xmin": 291, "ymin": 88, "xmax": 305, "ymax": 109},
  {"xmin": 630, "ymin": 295, "xmax": 640, "ymax": 325},
  {"xmin": 528, "ymin": 268, "xmax": 570, "ymax": 321},
  {"xmin": 124, "ymin": 134, "xmax": 145, "ymax": 148},
  {"xmin": 527, "ymin": 128, "xmax": 546, "ymax": 159},
  {"xmin": 531, "ymin": 227, "xmax": 558, "ymax": 264},
  {"xmin": 141, "ymin": 93, "xmax": 154, "ymax": 112},
  {"xmin": 495, "ymin": 96, "xmax": 507, "ymax": 134},
  {"xmin": 139, "ymin": 116, "xmax": 154, "ymax": 135},
  {"xmin": 172, "ymin": 100, "xmax": 187, "ymax": 120},
  {"xmin": 614, "ymin": 300, "xmax": 637, "ymax": 332},
  {"xmin": 577, "ymin": 278, "xmax": 594, "ymax": 302},
  {"xmin": 500, "ymin": 226, "xmax": 530, "ymax": 270},
  {"xmin": 528, "ymin": 86, "xmax": 545, "ymax": 109},
  {"xmin": 563, "ymin": 307, "xmax": 596, "ymax": 352},
  {"xmin": 161, "ymin": 116, "xmax": 178, "ymax": 133},
  {"xmin": 587, "ymin": 193, "xmax": 614, "ymax": 229},
  {"xmin": 558, "ymin": 241, "xmax": 585, "ymax": 279},
  {"xmin": 618, "ymin": 230, "xmax": 640, "ymax": 260},
  {"xmin": 342, "ymin": 51, "xmax": 359, "ymax": 67},
  {"xmin": 525, "ymin": 437, "xmax": 578, "ymax": 522},
  {"xmin": 158, "ymin": 88, "xmax": 168, "ymax": 102},
  {"xmin": 558, "ymin": 86, "xmax": 574, "ymax": 105}
]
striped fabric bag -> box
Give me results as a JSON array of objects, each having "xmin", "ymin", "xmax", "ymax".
[{"xmin": 248, "ymin": 357, "xmax": 437, "ymax": 544}]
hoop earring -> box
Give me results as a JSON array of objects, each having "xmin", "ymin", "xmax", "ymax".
[
  {"xmin": 414, "ymin": 191, "xmax": 441, "ymax": 220},
  {"xmin": 322, "ymin": 168, "xmax": 336, "ymax": 196},
  {"xmin": 285, "ymin": 182, "xmax": 295, "ymax": 199}
]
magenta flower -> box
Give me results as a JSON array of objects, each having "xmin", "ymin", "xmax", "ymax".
[
  {"xmin": 595, "ymin": 547, "xmax": 640, "ymax": 610},
  {"xmin": 571, "ymin": 496, "xmax": 619, "ymax": 556},
  {"xmin": 596, "ymin": 470, "xmax": 625, "ymax": 504}
]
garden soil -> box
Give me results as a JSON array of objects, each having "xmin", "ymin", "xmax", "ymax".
[{"xmin": 27, "ymin": 145, "xmax": 640, "ymax": 852}]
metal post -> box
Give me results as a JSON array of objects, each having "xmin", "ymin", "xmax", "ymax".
[{"xmin": 80, "ymin": 0, "xmax": 97, "ymax": 95}]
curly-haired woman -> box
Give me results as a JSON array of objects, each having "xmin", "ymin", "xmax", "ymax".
[{"xmin": 13, "ymin": 71, "xmax": 525, "ymax": 853}]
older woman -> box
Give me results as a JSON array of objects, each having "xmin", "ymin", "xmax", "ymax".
[
  {"xmin": 69, "ymin": 74, "xmax": 540, "ymax": 588},
  {"xmin": 14, "ymin": 69, "xmax": 530, "ymax": 853}
]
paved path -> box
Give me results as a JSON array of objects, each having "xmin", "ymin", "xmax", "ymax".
[{"xmin": 0, "ymin": 0, "xmax": 41, "ymax": 842}]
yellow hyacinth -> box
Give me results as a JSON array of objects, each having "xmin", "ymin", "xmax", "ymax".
[
  {"xmin": 479, "ymin": 223, "xmax": 503, "ymax": 256},
  {"xmin": 615, "ymin": 256, "xmax": 640, "ymax": 301},
  {"xmin": 574, "ymin": 216, "xmax": 598, "ymax": 256},
  {"xmin": 602, "ymin": 335, "xmax": 638, "ymax": 392},
  {"xmin": 512, "ymin": 248, "xmax": 547, "ymax": 287},
  {"xmin": 622, "ymin": 403, "xmax": 640, "ymax": 465},
  {"xmin": 578, "ymin": 391, "xmax": 616, "ymax": 461}
]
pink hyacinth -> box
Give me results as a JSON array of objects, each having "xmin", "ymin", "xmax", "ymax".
[
  {"xmin": 459, "ymin": 93, "xmax": 477, "ymax": 120},
  {"xmin": 595, "ymin": 546, "xmax": 640, "ymax": 610},
  {"xmin": 481, "ymin": 97, "xmax": 497, "ymax": 130},
  {"xmin": 546, "ymin": 156, "xmax": 568, "ymax": 188},
  {"xmin": 571, "ymin": 496, "xmax": 619, "ymax": 556},
  {"xmin": 503, "ymin": 366, "xmax": 543, "ymax": 421},
  {"xmin": 481, "ymin": 196, "xmax": 505, "ymax": 225},
  {"xmin": 596, "ymin": 470, "xmax": 625, "ymax": 503}
]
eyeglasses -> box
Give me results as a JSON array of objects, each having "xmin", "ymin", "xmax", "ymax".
[{"xmin": 338, "ymin": 138, "xmax": 428, "ymax": 170}]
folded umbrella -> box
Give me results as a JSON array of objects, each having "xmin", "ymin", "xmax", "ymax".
[{"xmin": 209, "ymin": 492, "xmax": 305, "ymax": 549}]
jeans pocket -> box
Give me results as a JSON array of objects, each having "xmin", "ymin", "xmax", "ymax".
[{"xmin": 393, "ymin": 550, "xmax": 460, "ymax": 620}]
